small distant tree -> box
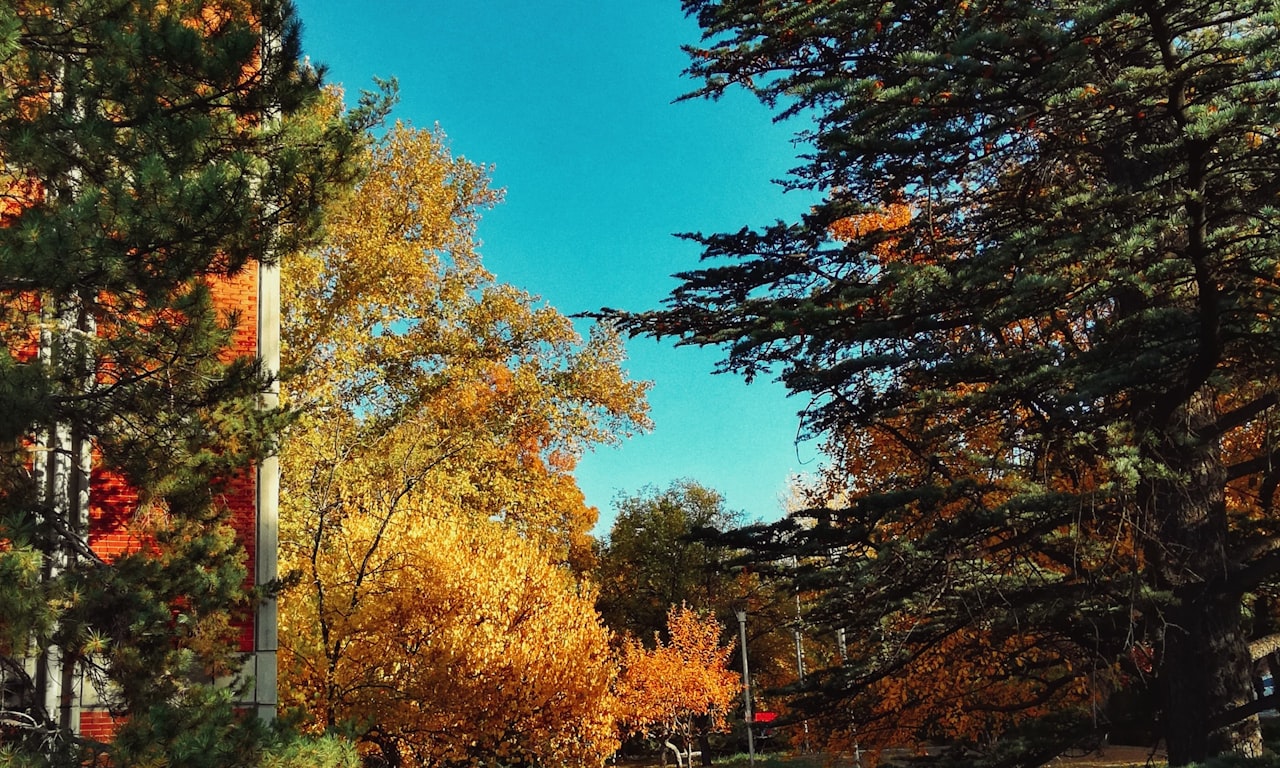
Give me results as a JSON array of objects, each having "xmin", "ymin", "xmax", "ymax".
[
  {"xmin": 595, "ymin": 481, "xmax": 740, "ymax": 642},
  {"xmin": 615, "ymin": 605, "xmax": 742, "ymax": 766},
  {"xmin": 596, "ymin": 482, "xmax": 811, "ymax": 710}
]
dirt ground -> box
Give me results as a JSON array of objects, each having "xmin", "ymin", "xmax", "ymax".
[{"xmin": 1049, "ymin": 745, "xmax": 1167, "ymax": 767}]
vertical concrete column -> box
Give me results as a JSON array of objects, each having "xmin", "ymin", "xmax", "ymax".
[
  {"xmin": 255, "ymin": 258, "xmax": 281, "ymax": 721},
  {"xmin": 32, "ymin": 299, "xmax": 92, "ymax": 734}
]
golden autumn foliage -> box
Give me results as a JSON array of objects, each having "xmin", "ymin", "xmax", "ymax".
[
  {"xmin": 279, "ymin": 512, "xmax": 619, "ymax": 768},
  {"xmin": 277, "ymin": 119, "xmax": 649, "ymax": 766},
  {"xmin": 614, "ymin": 605, "xmax": 742, "ymax": 748},
  {"xmin": 283, "ymin": 120, "xmax": 649, "ymax": 567}
]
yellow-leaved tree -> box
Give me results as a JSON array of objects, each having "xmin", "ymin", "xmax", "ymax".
[
  {"xmin": 277, "ymin": 119, "xmax": 649, "ymax": 767},
  {"xmin": 283, "ymin": 511, "xmax": 618, "ymax": 768},
  {"xmin": 282, "ymin": 118, "xmax": 648, "ymax": 567},
  {"xmin": 615, "ymin": 605, "xmax": 742, "ymax": 763}
]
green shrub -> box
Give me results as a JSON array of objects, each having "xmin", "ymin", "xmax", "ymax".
[{"xmin": 260, "ymin": 732, "xmax": 360, "ymax": 768}]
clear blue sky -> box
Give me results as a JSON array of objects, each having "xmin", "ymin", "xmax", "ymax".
[{"xmin": 291, "ymin": 0, "xmax": 823, "ymax": 533}]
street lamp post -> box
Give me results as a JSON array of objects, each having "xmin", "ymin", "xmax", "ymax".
[
  {"xmin": 735, "ymin": 609, "xmax": 755, "ymax": 766},
  {"xmin": 792, "ymin": 579, "xmax": 810, "ymax": 752}
]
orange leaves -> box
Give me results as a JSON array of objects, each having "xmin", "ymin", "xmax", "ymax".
[
  {"xmin": 828, "ymin": 201, "xmax": 920, "ymax": 267},
  {"xmin": 828, "ymin": 201, "xmax": 911, "ymax": 244},
  {"xmin": 614, "ymin": 605, "xmax": 742, "ymax": 740},
  {"xmin": 0, "ymin": 174, "xmax": 40, "ymax": 227},
  {"xmin": 850, "ymin": 627, "xmax": 1096, "ymax": 756}
]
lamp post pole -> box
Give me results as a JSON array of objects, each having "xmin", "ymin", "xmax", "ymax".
[{"xmin": 735, "ymin": 610, "xmax": 755, "ymax": 766}]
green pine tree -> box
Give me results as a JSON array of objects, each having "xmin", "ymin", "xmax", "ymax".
[
  {"xmin": 615, "ymin": 1, "xmax": 1280, "ymax": 764},
  {"xmin": 0, "ymin": 1, "xmax": 380, "ymax": 763}
]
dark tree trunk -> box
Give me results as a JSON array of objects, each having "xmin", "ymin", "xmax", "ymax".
[
  {"xmin": 694, "ymin": 713, "xmax": 713, "ymax": 766},
  {"xmin": 1146, "ymin": 392, "xmax": 1261, "ymax": 765},
  {"xmin": 1159, "ymin": 585, "xmax": 1260, "ymax": 764},
  {"xmin": 361, "ymin": 728, "xmax": 402, "ymax": 768}
]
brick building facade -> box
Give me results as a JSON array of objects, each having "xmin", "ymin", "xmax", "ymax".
[
  {"xmin": 48, "ymin": 263, "xmax": 281, "ymax": 740},
  {"xmin": 0, "ymin": 1, "xmax": 305, "ymax": 747}
]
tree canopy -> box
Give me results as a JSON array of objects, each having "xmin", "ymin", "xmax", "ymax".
[
  {"xmin": 595, "ymin": 480, "xmax": 741, "ymax": 642},
  {"xmin": 282, "ymin": 121, "xmax": 649, "ymax": 571},
  {"xmin": 278, "ymin": 121, "xmax": 648, "ymax": 767},
  {"xmin": 610, "ymin": 0, "xmax": 1280, "ymax": 764},
  {"xmin": 614, "ymin": 604, "xmax": 742, "ymax": 758},
  {"xmin": 595, "ymin": 480, "xmax": 807, "ymax": 720}
]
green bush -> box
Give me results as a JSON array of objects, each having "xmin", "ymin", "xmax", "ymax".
[
  {"xmin": 102, "ymin": 687, "xmax": 358, "ymax": 768},
  {"xmin": 260, "ymin": 732, "xmax": 360, "ymax": 768}
]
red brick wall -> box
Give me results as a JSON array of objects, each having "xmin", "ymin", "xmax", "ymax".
[
  {"xmin": 89, "ymin": 266, "xmax": 260, "ymax": 581},
  {"xmin": 78, "ymin": 709, "xmax": 125, "ymax": 743},
  {"xmin": 207, "ymin": 266, "xmax": 260, "ymax": 655},
  {"xmin": 87, "ymin": 464, "xmax": 149, "ymax": 558},
  {"xmin": 89, "ymin": 266, "xmax": 260, "ymax": 557}
]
